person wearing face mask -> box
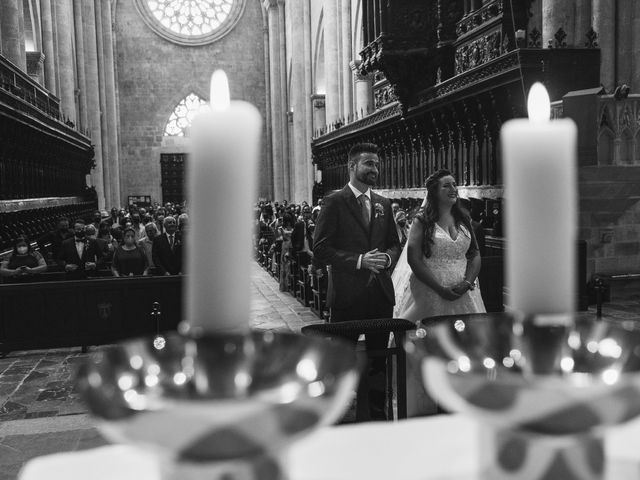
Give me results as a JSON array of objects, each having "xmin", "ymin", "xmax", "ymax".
[
  {"xmin": 57, "ymin": 219, "xmax": 102, "ymax": 279},
  {"xmin": 0, "ymin": 236, "xmax": 47, "ymax": 282}
]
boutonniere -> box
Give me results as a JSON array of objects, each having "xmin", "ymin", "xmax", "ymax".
[{"xmin": 374, "ymin": 203, "xmax": 384, "ymax": 219}]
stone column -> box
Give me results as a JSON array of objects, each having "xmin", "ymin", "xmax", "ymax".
[
  {"xmin": 340, "ymin": 0, "xmax": 353, "ymax": 120},
  {"xmin": 40, "ymin": 0, "xmax": 57, "ymax": 94},
  {"xmin": 323, "ymin": 0, "xmax": 340, "ymax": 124},
  {"xmin": 349, "ymin": 60, "xmax": 373, "ymax": 117},
  {"xmin": 616, "ymin": 0, "xmax": 632, "ymax": 86},
  {"xmin": 83, "ymin": 0, "xmax": 106, "ymax": 210},
  {"xmin": 542, "ymin": 0, "xmax": 574, "ymax": 48},
  {"xmin": 574, "ymin": 0, "xmax": 592, "ymax": 47},
  {"xmin": 73, "ymin": 0, "xmax": 87, "ymax": 129},
  {"xmin": 528, "ymin": 0, "xmax": 542, "ymax": 45},
  {"xmin": 261, "ymin": 6, "xmax": 274, "ymax": 200},
  {"xmin": 289, "ymin": 0, "xmax": 309, "ymax": 201},
  {"xmin": 593, "ymin": 0, "xmax": 615, "ymax": 92},
  {"xmin": 303, "ymin": 0, "xmax": 314, "ymax": 200},
  {"xmin": 264, "ymin": 0, "xmax": 285, "ymax": 202},
  {"xmin": 632, "ymin": 1, "xmax": 640, "ymax": 94},
  {"xmin": 102, "ymin": 0, "xmax": 121, "ymax": 208},
  {"xmin": 94, "ymin": 0, "xmax": 112, "ymax": 208},
  {"xmin": 54, "ymin": 0, "xmax": 77, "ymax": 123},
  {"xmin": 1, "ymin": 0, "xmax": 27, "ymax": 71},
  {"xmin": 277, "ymin": 0, "xmax": 291, "ymax": 200}
]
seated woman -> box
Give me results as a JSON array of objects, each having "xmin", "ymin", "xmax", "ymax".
[
  {"xmin": 0, "ymin": 235, "xmax": 47, "ymax": 282},
  {"xmin": 111, "ymin": 227, "xmax": 148, "ymax": 277}
]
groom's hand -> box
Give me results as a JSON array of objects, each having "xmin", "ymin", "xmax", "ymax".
[{"xmin": 361, "ymin": 248, "xmax": 389, "ymax": 274}]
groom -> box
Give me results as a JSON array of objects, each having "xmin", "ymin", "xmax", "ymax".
[{"xmin": 313, "ymin": 142, "xmax": 401, "ymax": 420}]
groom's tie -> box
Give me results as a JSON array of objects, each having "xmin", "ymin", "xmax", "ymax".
[{"xmin": 357, "ymin": 194, "xmax": 370, "ymax": 228}]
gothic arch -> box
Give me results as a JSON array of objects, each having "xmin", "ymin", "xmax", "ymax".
[
  {"xmin": 598, "ymin": 128, "xmax": 614, "ymax": 165},
  {"xmin": 619, "ymin": 128, "xmax": 633, "ymax": 164},
  {"xmin": 163, "ymin": 91, "xmax": 208, "ymax": 136}
]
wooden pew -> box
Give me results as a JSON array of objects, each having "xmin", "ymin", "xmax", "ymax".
[{"xmin": 0, "ymin": 275, "xmax": 182, "ymax": 355}]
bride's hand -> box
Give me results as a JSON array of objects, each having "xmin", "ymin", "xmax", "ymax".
[
  {"xmin": 451, "ymin": 281, "xmax": 470, "ymax": 296},
  {"xmin": 438, "ymin": 285, "xmax": 462, "ymax": 301}
]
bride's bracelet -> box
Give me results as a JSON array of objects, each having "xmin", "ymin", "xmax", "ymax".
[{"xmin": 463, "ymin": 280, "xmax": 475, "ymax": 290}]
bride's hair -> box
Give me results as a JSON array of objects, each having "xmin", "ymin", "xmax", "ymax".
[{"xmin": 419, "ymin": 169, "xmax": 474, "ymax": 258}]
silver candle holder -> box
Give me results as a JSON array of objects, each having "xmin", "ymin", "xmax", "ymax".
[
  {"xmin": 407, "ymin": 312, "xmax": 640, "ymax": 480},
  {"xmin": 76, "ymin": 330, "xmax": 359, "ymax": 479}
]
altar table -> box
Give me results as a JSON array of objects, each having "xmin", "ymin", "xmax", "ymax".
[{"xmin": 19, "ymin": 414, "xmax": 640, "ymax": 479}]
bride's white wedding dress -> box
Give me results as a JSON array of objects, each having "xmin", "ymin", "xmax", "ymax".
[
  {"xmin": 392, "ymin": 222, "xmax": 486, "ymax": 415},
  {"xmin": 393, "ymin": 223, "xmax": 486, "ymax": 320}
]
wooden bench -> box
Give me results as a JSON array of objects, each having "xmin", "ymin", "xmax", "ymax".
[
  {"xmin": 0, "ymin": 275, "xmax": 182, "ymax": 355},
  {"xmin": 593, "ymin": 273, "xmax": 640, "ymax": 303}
]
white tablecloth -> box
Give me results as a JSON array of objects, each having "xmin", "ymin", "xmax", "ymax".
[{"xmin": 19, "ymin": 414, "xmax": 640, "ymax": 480}]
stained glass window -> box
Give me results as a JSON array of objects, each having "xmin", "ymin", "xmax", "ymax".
[
  {"xmin": 146, "ymin": 0, "xmax": 234, "ymax": 36},
  {"xmin": 164, "ymin": 93, "xmax": 207, "ymax": 136},
  {"xmin": 136, "ymin": 0, "xmax": 243, "ymax": 45}
]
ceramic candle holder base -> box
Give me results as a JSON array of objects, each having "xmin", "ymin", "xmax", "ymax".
[
  {"xmin": 480, "ymin": 430, "xmax": 603, "ymax": 480},
  {"xmin": 76, "ymin": 331, "xmax": 359, "ymax": 479},
  {"xmin": 408, "ymin": 312, "xmax": 640, "ymax": 480},
  {"xmin": 162, "ymin": 451, "xmax": 284, "ymax": 480}
]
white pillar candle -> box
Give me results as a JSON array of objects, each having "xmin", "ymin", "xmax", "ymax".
[
  {"xmin": 185, "ymin": 70, "xmax": 262, "ymax": 334},
  {"xmin": 501, "ymin": 83, "xmax": 577, "ymax": 316}
]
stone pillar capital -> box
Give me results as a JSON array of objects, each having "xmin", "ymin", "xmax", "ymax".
[
  {"xmin": 349, "ymin": 59, "xmax": 370, "ymax": 81},
  {"xmin": 263, "ymin": 0, "xmax": 284, "ymax": 10},
  {"xmin": 311, "ymin": 93, "xmax": 325, "ymax": 109},
  {"xmin": 26, "ymin": 51, "xmax": 45, "ymax": 82}
]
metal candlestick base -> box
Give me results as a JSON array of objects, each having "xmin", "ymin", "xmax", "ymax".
[
  {"xmin": 408, "ymin": 312, "xmax": 640, "ymax": 480},
  {"xmin": 76, "ymin": 330, "xmax": 359, "ymax": 479}
]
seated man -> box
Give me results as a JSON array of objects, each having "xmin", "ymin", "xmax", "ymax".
[
  {"xmin": 38, "ymin": 217, "xmax": 73, "ymax": 263},
  {"xmin": 152, "ymin": 216, "xmax": 182, "ymax": 275},
  {"xmin": 57, "ymin": 219, "xmax": 102, "ymax": 279}
]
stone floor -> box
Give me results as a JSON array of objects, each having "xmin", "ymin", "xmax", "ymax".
[
  {"xmin": 0, "ymin": 264, "xmax": 639, "ymax": 479},
  {"xmin": 0, "ymin": 263, "xmax": 324, "ymax": 480}
]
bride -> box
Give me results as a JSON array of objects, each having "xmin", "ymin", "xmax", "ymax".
[{"xmin": 392, "ymin": 169, "xmax": 486, "ymax": 415}]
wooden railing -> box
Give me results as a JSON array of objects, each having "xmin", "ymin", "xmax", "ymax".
[{"xmin": 0, "ymin": 275, "xmax": 183, "ymax": 355}]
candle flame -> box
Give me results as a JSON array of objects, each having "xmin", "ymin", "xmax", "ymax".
[
  {"xmin": 527, "ymin": 82, "xmax": 550, "ymax": 122},
  {"xmin": 210, "ymin": 70, "xmax": 230, "ymax": 111}
]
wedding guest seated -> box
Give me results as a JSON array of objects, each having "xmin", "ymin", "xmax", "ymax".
[
  {"xmin": 57, "ymin": 220, "xmax": 102, "ymax": 279},
  {"xmin": 112, "ymin": 227, "xmax": 148, "ymax": 277},
  {"xmin": 178, "ymin": 213, "xmax": 188, "ymax": 234},
  {"xmin": 91, "ymin": 211, "xmax": 103, "ymax": 231},
  {"xmin": 37, "ymin": 217, "xmax": 73, "ymax": 263},
  {"xmin": 131, "ymin": 213, "xmax": 145, "ymax": 240},
  {"xmin": 292, "ymin": 205, "xmax": 314, "ymax": 262},
  {"xmin": 154, "ymin": 208, "xmax": 166, "ymax": 235},
  {"xmin": 138, "ymin": 222, "xmax": 158, "ymax": 274},
  {"xmin": 152, "ymin": 216, "xmax": 182, "ymax": 275},
  {"xmin": 0, "ymin": 235, "xmax": 47, "ymax": 282},
  {"xmin": 394, "ymin": 209, "xmax": 410, "ymax": 248},
  {"xmin": 86, "ymin": 224, "xmax": 110, "ymax": 262}
]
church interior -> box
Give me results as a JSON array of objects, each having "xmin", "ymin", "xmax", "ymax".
[{"xmin": 2, "ymin": 0, "xmax": 640, "ymax": 478}]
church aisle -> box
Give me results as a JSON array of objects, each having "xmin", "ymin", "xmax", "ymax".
[{"xmin": 0, "ymin": 263, "xmax": 323, "ymax": 479}]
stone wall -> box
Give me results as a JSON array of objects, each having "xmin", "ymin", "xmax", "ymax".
[{"xmin": 114, "ymin": 1, "xmax": 268, "ymax": 206}]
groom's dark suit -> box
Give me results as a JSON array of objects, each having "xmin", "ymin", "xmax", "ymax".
[
  {"xmin": 313, "ymin": 184, "xmax": 400, "ymax": 420},
  {"xmin": 313, "ymin": 185, "xmax": 400, "ymax": 316}
]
